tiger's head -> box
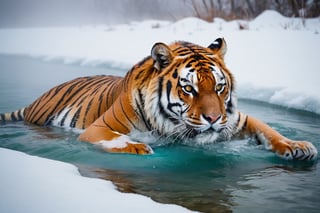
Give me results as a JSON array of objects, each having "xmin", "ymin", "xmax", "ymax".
[{"xmin": 141, "ymin": 38, "xmax": 238, "ymax": 144}]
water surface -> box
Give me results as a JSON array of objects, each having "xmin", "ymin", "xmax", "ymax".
[{"xmin": 0, "ymin": 55, "xmax": 319, "ymax": 212}]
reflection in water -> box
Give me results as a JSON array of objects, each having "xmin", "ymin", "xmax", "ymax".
[
  {"xmin": 79, "ymin": 165, "xmax": 235, "ymax": 213},
  {"xmin": 80, "ymin": 167, "xmax": 137, "ymax": 193},
  {"xmin": 232, "ymin": 165, "xmax": 319, "ymax": 213},
  {"xmin": 79, "ymin": 162, "xmax": 318, "ymax": 213}
]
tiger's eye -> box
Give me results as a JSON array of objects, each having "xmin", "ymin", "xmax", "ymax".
[
  {"xmin": 184, "ymin": 85, "xmax": 193, "ymax": 93},
  {"xmin": 216, "ymin": 84, "xmax": 222, "ymax": 91}
]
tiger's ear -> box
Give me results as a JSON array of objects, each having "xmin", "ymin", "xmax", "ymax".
[
  {"xmin": 151, "ymin": 42, "xmax": 173, "ymax": 71},
  {"xmin": 208, "ymin": 38, "xmax": 227, "ymax": 59}
]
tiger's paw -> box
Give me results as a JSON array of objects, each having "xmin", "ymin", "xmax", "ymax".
[
  {"xmin": 277, "ymin": 140, "xmax": 318, "ymax": 161},
  {"xmin": 98, "ymin": 136, "xmax": 154, "ymax": 155}
]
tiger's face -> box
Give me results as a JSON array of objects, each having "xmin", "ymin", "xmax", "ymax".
[{"xmin": 144, "ymin": 38, "xmax": 238, "ymax": 143}]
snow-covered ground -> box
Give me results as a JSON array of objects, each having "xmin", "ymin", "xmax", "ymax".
[
  {"xmin": 0, "ymin": 148, "xmax": 191, "ymax": 213},
  {"xmin": 0, "ymin": 10, "xmax": 319, "ymax": 212}
]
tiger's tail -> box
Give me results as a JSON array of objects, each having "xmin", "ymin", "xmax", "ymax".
[{"xmin": 0, "ymin": 108, "xmax": 25, "ymax": 124}]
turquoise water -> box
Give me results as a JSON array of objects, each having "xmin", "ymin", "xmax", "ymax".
[{"xmin": 0, "ymin": 55, "xmax": 320, "ymax": 212}]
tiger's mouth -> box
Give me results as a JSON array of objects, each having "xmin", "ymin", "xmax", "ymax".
[
  {"xmin": 184, "ymin": 118, "xmax": 224, "ymax": 132},
  {"xmin": 184, "ymin": 124, "xmax": 224, "ymax": 138}
]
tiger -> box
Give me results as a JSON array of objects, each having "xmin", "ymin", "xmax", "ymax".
[{"xmin": 0, "ymin": 38, "xmax": 317, "ymax": 160}]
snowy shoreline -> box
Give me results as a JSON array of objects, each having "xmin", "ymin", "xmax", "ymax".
[{"xmin": 0, "ymin": 148, "xmax": 192, "ymax": 212}]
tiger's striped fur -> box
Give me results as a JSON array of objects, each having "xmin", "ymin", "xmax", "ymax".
[
  {"xmin": 24, "ymin": 75, "xmax": 123, "ymax": 129},
  {"xmin": 0, "ymin": 108, "xmax": 25, "ymax": 123},
  {"xmin": 0, "ymin": 38, "xmax": 317, "ymax": 160}
]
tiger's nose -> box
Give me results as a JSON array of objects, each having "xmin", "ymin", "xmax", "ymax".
[{"xmin": 203, "ymin": 114, "xmax": 221, "ymax": 124}]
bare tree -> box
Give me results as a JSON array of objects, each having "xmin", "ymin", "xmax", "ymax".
[
  {"xmin": 184, "ymin": 0, "xmax": 319, "ymax": 22},
  {"xmin": 188, "ymin": 0, "xmax": 216, "ymax": 22}
]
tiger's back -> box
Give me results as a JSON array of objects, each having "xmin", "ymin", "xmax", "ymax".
[{"xmin": 24, "ymin": 75, "xmax": 123, "ymax": 129}]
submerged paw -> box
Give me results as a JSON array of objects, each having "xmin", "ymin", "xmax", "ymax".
[
  {"xmin": 98, "ymin": 139, "xmax": 154, "ymax": 155},
  {"xmin": 280, "ymin": 141, "xmax": 318, "ymax": 161},
  {"xmin": 124, "ymin": 142, "xmax": 154, "ymax": 154}
]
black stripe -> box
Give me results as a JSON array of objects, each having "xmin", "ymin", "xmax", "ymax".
[
  {"xmin": 158, "ymin": 77, "xmax": 164, "ymax": 104},
  {"xmin": 254, "ymin": 135, "xmax": 262, "ymax": 145},
  {"xmin": 82, "ymin": 98, "xmax": 94, "ymax": 129},
  {"xmin": 70, "ymin": 107, "xmax": 81, "ymax": 128},
  {"xmin": 158, "ymin": 77, "xmax": 169, "ymax": 118},
  {"xmin": 166, "ymin": 81, "xmax": 181, "ymax": 117},
  {"xmin": 243, "ymin": 114, "xmax": 248, "ymax": 129},
  {"xmin": 111, "ymin": 105, "xmax": 130, "ymax": 132},
  {"xmin": 97, "ymin": 91, "xmax": 105, "ymax": 117},
  {"xmin": 158, "ymin": 78, "xmax": 170, "ymax": 119},
  {"xmin": 187, "ymin": 59, "xmax": 197, "ymax": 64},
  {"xmin": 172, "ymin": 69, "xmax": 178, "ymax": 79},
  {"xmin": 137, "ymin": 89, "xmax": 152, "ymax": 130},
  {"xmin": 226, "ymin": 94, "xmax": 233, "ymax": 114},
  {"xmin": 135, "ymin": 97, "xmax": 152, "ymax": 131},
  {"xmin": 106, "ymin": 78, "xmax": 120, "ymax": 107},
  {"xmin": 172, "ymin": 46, "xmax": 184, "ymax": 52},
  {"xmin": 98, "ymin": 78, "xmax": 116, "ymax": 110},
  {"xmin": 175, "ymin": 50, "xmax": 191, "ymax": 56},
  {"xmin": 44, "ymin": 115, "xmax": 54, "ymax": 126},
  {"xmin": 166, "ymin": 81, "xmax": 172, "ymax": 102},
  {"xmin": 134, "ymin": 68, "xmax": 144, "ymax": 81},
  {"xmin": 102, "ymin": 114, "xmax": 115, "ymax": 131},
  {"xmin": 110, "ymin": 80, "xmax": 118, "ymax": 108},
  {"xmin": 136, "ymin": 88, "xmax": 152, "ymax": 130},
  {"xmin": 185, "ymin": 62, "xmax": 192, "ymax": 68},
  {"xmin": 157, "ymin": 77, "xmax": 175, "ymax": 122},
  {"xmin": 10, "ymin": 113, "xmax": 17, "ymax": 121},
  {"xmin": 92, "ymin": 124, "xmax": 111, "ymax": 129},
  {"xmin": 119, "ymin": 96, "xmax": 138, "ymax": 130},
  {"xmin": 97, "ymin": 83, "xmax": 112, "ymax": 116},
  {"xmin": 60, "ymin": 108, "xmax": 72, "ymax": 127},
  {"xmin": 17, "ymin": 110, "xmax": 24, "ymax": 120}
]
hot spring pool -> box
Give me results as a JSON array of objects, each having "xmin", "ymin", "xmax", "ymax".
[{"xmin": 0, "ymin": 55, "xmax": 319, "ymax": 212}]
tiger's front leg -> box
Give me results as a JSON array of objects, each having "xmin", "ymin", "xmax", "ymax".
[
  {"xmin": 78, "ymin": 100, "xmax": 153, "ymax": 155},
  {"xmin": 78, "ymin": 126, "xmax": 153, "ymax": 155},
  {"xmin": 238, "ymin": 112, "xmax": 318, "ymax": 160}
]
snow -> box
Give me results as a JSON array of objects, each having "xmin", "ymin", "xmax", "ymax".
[
  {"xmin": 0, "ymin": 11, "xmax": 319, "ymax": 113},
  {"xmin": 0, "ymin": 10, "xmax": 319, "ymax": 212},
  {"xmin": 250, "ymin": 10, "xmax": 319, "ymax": 31},
  {"xmin": 0, "ymin": 148, "xmax": 191, "ymax": 213}
]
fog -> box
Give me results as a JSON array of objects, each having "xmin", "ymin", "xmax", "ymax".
[{"xmin": 0, "ymin": 0, "xmax": 190, "ymax": 28}]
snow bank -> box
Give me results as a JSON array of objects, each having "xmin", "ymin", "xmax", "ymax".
[
  {"xmin": 0, "ymin": 10, "xmax": 319, "ymax": 114},
  {"xmin": 0, "ymin": 148, "xmax": 191, "ymax": 213},
  {"xmin": 250, "ymin": 10, "xmax": 320, "ymax": 31}
]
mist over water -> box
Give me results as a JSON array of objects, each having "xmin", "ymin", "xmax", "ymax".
[
  {"xmin": 2, "ymin": 0, "xmax": 319, "ymax": 28},
  {"xmin": 0, "ymin": 0, "xmax": 189, "ymax": 28}
]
